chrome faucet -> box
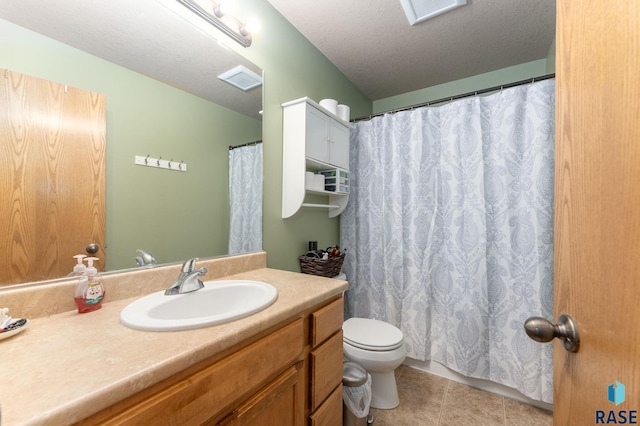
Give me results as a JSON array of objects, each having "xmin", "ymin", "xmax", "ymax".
[
  {"xmin": 136, "ymin": 249, "xmax": 157, "ymax": 267},
  {"xmin": 164, "ymin": 258, "xmax": 208, "ymax": 295}
]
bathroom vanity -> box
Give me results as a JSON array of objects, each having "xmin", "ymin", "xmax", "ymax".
[
  {"xmin": 78, "ymin": 298, "xmax": 344, "ymax": 425},
  {"xmin": 0, "ymin": 253, "xmax": 347, "ymax": 425}
]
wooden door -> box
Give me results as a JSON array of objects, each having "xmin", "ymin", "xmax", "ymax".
[
  {"xmin": 0, "ymin": 70, "xmax": 106, "ymax": 284},
  {"xmin": 553, "ymin": 0, "xmax": 640, "ymax": 423}
]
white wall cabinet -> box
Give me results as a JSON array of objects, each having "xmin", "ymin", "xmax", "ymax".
[
  {"xmin": 305, "ymin": 106, "xmax": 350, "ymax": 170},
  {"xmin": 282, "ymin": 97, "xmax": 350, "ymax": 219}
]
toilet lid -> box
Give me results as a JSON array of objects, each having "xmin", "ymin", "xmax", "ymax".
[{"xmin": 343, "ymin": 318, "xmax": 404, "ymax": 351}]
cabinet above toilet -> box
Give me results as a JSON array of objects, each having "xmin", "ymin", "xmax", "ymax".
[{"xmin": 281, "ymin": 97, "xmax": 351, "ymax": 218}]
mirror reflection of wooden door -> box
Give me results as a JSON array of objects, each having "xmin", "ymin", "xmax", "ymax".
[
  {"xmin": 553, "ymin": 0, "xmax": 640, "ymax": 423},
  {"xmin": 0, "ymin": 70, "xmax": 106, "ymax": 284}
]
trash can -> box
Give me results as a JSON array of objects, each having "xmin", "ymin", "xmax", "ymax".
[{"xmin": 342, "ymin": 361, "xmax": 372, "ymax": 426}]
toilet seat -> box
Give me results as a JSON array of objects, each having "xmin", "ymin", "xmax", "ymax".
[{"xmin": 343, "ymin": 318, "xmax": 404, "ymax": 351}]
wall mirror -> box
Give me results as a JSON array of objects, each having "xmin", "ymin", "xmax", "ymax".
[{"xmin": 0, "ymin": 0, "xmax": 263, "ymax": 287}]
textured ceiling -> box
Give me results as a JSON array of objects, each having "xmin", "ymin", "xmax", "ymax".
[
  {"xmin": 1, "ymin": 0, "xmax": 556, "ymax": 110},
  {"xmin": 0, "ymin": 0, "xmax": 263, "ymax": 120},
  {"xmin": 267, "ymin": 0, "xmax": 556, "ymax": 100}
]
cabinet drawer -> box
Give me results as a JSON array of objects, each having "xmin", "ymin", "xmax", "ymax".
[
  {"xmin": 310, "ymin": 330, "xmax": 344, "ymax": 411},
  {"xmin": 310, "ymin": 297, "xmax": 344, "ymax": 348},
  {"xmin": 97, "ymin": 319, "xmax": 304, "ymax": 425},
  {"xmin": 309, "ymin": 384, "xmax": 343, "ymax": 426}
]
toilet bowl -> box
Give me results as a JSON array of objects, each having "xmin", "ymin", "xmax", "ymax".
[{"xmin": 342, "ymin": 317, "xmax": 407, "ymax": 409}]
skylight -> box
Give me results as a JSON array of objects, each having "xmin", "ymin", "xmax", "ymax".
[{"xmin": 399, "ymin": 0, "xmax": 467, "ymax": 26}]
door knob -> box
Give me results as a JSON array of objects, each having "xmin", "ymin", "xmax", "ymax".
[
  {"xmin": 524, "ymin": 314, "xmax": 580, "ymax": 353},
  {"xmin": 86, "ymin": 243, "xmax": 99, "ymax": 255}
]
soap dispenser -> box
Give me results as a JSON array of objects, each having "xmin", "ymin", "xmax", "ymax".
[
  {"xmin": 70, "ymin": 254, "xmax": 87, "ymax": 276},
  {"xmin": 74, "ymin": 256, "xmax": 105, "ymax": 313}
]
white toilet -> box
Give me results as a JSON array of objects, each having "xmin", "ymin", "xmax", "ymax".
[{"xmin": 342, "ymin": 317, "xmax": 407, "ymax": 409}]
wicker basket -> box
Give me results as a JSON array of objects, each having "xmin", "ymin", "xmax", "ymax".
[{"xmin": 299, "ymin": 253, "xmax": 345, "ymax": 278}]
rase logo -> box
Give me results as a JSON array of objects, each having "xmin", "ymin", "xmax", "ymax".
[
  {"xmin": 610, "ymin": 382, "xmax": 626, "ymax": 406},
  {"xmin": 596, "ymin": 381, "xmax": 637, "ymax": 424}
]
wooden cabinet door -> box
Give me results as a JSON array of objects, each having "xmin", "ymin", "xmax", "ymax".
[
  {"xmin": 0, "ymin": 70, "xmax": 106, "ymax": 284},
  {"xmin": 80, "ymin": 320, "xmax": 303, "ymax": 426},
  {"xmin": 217, "ymin": 364, "xmax": 303, "ymax": 426}
]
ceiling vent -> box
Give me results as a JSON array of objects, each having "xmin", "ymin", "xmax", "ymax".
[
  {"xmin": 399, "ymin": 0, "xmax": 467, "ymax": 25},
  {"xmin": 217, "ymin": 65, "xmax": 262, "ymax": 91}
]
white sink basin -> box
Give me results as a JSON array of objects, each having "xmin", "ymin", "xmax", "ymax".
[{"xmin": 120, "ymin": 280, "xmax": 278, "ymax": 331}]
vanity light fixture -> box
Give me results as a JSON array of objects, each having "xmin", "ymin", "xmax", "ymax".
[
  {"xmin": 399, "ymin": 0, "xmax": 467, "ymax": 26},
  {"xmin": 176, "ymin": 0, "xmax": 254, "ymax": 47}
]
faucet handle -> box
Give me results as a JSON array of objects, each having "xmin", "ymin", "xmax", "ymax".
[{"xmin": 182, "ymin": 258, "xmax": 199, "ymax": 273}]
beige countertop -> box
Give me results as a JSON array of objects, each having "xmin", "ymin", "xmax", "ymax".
[{"xmin": 0, "ymin": 267, "xmax": 347, "ymax": 426}]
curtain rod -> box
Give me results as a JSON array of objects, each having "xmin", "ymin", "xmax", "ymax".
[
  {"xmin": 352, "ymin": 73, "xmax": 555, "ymax": 123},
  {"xmin": 229, "ymin": 140, "xmax": 262, "ymax": 150}
]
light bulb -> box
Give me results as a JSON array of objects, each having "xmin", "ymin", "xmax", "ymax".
[
  {"xmin": 214, "ymin": 0, "xmax": 236, "ymax": 17},
  {"xmin": 241, "ymin": 17, "xmax": 260, "ymax": 36}
]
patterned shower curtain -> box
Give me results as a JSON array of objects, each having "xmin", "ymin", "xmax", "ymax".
[
  {"xmin": 228, "ymin": 143, "xmax": 263, "ymax": 254},
  {"xmin": 340, "ymin": 79, "xmax": 555, "ymax": 403}
]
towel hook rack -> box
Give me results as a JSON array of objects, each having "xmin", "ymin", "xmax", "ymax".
[{"xmin": 134, "ymin": 155, "xmax": 187, "ymax": 172}]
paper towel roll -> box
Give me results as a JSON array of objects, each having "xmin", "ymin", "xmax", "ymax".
[{"xmin": 337, "ymin": 104, "xmax": 350, "ymax": 121}]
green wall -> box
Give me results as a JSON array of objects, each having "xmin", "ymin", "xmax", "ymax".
[
  {"xmin": 546, "ymin": 37, "xmax": 557, "ymax": 74},
  {"xmin": 1, "ymin": 0, "xmax": 557, "ymax": 277},
  {"xmin": 219, "ymin": 0, "xmax": 373, "ymax": 272},
  {"xmin": 226, "ymin": 0, "xmax": 556, "ymax": 272},
  {"xmin": 372, "ymin": 59, "xmax": 551, "ymax": 114},
  {"xmin": 0, "ymin": 19, "xmax": 261, "ymax": 272},
  {"xmin": 232, "ymin": 0, "xmax": 555, "ymax": 272}
]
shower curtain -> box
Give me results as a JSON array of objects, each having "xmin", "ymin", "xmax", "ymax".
[
  {"xmin": 341, "ymin": 79, "xmax": 555, "ymax": 403},
  {"xmin": 228, "ymin": 143, "xmax": 263, "ymax": 254}
]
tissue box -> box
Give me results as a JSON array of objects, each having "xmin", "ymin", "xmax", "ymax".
[{"xmin": 305, "ymin": 172, "xmax": 327, "ymax": 191}]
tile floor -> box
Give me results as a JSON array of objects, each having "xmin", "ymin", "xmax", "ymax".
[{"xmin": 368, "ymin": 366, "xmax": 553, "ymax": 426}]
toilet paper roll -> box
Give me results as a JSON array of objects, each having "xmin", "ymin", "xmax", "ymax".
[
  {"xmin": 337, "ymin": 104, "xmax": 350, "ymax": 121},
  {"xmin": 305, "ymin": 171, "xmax": 315, "ymax": 189},
  {"xmin": 319, "ymin": 99, "xmax": 338, "ymax": 115}
]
